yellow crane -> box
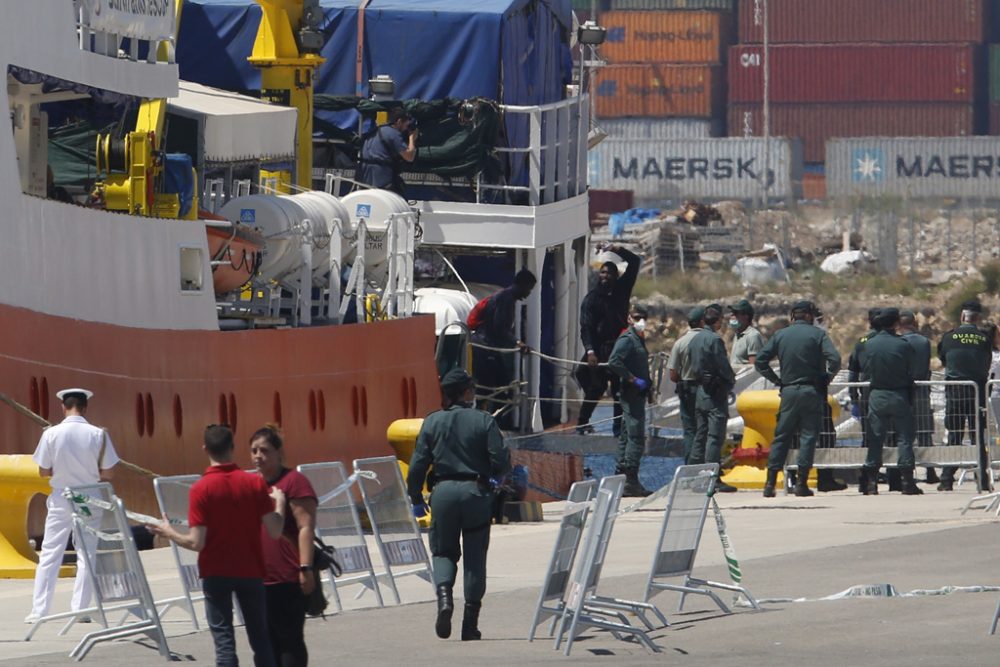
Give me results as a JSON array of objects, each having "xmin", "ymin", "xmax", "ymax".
[{"xmin": 248, "ymin": 0, "xmax": 325, "ymax": 190}]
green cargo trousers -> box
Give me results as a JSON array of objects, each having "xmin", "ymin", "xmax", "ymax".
[
  {"xmin": 677, "ymin": 381, "xmax": 698, "ymax": 463},
  {"xmin": 690, "ymin": 387, "xmax": 727, "ymax": 466},
  {"xmin": 767, "ymin": 384, "xmax": 823, "ymax": 472},
  {"xmin": 865, "ymin": 388, "xmax": 915, "ymax": 470},
  {"xmin": 617, "ymin": 395, "xmax": 646, "ymax": 469},
  {"xmin": 428, "ymin": 480, "xmax": 493, "ymax": 603}
]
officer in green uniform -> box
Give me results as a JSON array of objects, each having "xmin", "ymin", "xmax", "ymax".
[
  {"xmin": 848, "ymin": 308, "xmax": 882, "ymax": 492},
  {"xmin": 407, "ymin": 369, "xmax": 511, "ymax": 641},
  {"xmin": 936, "ymin": 300, "xmax": 992, "ymax": 491},
  {"xmin": 607, "ymin": 305, "xmax": 653, "ymax": 497},
  {"xmin": 667, "ymin": 307, "xmax": 705, "ymax": 463},
  {"xmin": 688, "ymin": 305, "xmax": 738, "ymax": 492},
  {"xmin": 755, "ymin": 301, "xmax": 842, "ymax": 497},
  {"xmin": 899, "ymin": 310, "xmax": 938, "ymax": 484},
  {"xmin": 859, "ymin": 308, "xmax": 922, "ymax": 495}
]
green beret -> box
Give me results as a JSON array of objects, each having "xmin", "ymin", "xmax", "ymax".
[{"xmin": 440, "ymin": 368, "xmax": 474, "ymax": 389}]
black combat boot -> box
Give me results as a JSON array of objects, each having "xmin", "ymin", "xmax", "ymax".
[
  {"xmin": 435, "ymin": 584, "xmax": 454, "ymax": 639},
  {"xmin": 924, "ymin": 467, "xmax": 940, "ymax": 484},
  {"xmin": 794, "ymin": 468, "xmax": 814, "ymax": 497},
  {"xmin": 715, "ymin": 477, "xmax": 739, "ymax": 493},
  {"xmin": 900, "ymin": 467, "xmax": 924, "ymax": 495},
  {"xmin": 461, "ymin": 601, "xmax": 482, "ymax": 641},
  {"xmin": 817, "ymin": 469, "xmax": 847, "ymax": 492},
  {"xmin": 864, "ymin": 468, "xmax": 879, "ymax": 496},
  {"xmin": 887, "ymin": 468, "xmax": 902, "ymax": 492},
  {"xmin": 763, "ymin": 469, "xmax": 778, "ymax": 498},
  {"xmin": 623, "ymin": 467, "xmax": 652, "ymax": 497},
  {"xmin": 857, "ymin": 467, "xmax": 867, "ymax": 494}
]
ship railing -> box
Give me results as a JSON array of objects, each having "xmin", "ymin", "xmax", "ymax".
[
  {"xmin": 484, "ymin": 95, "xmax": 590, "ymax": 206},
  {"xmin": 780, "ymin": 380, "xmax": 994, "ymax": 491},
  {"xmin": 75, "ymin": 0, "xmax": 176, "ymax": 65}
]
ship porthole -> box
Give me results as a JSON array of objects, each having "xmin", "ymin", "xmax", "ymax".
[
  {"xmin": 135, "ymin": 393, "xmax": 146, "ymax": 437},
  {"xmin": 361, "ymin": 386, "xmax": 368, "ymax": 426},
  {"xmin": 408, "ymin": 377, "xmax": 417, "ymax": 417},
  {"xmin": 228, "ymin": 393, "xmax": 238, "ymax": 434},
  {"xmin": 218, "ymin": 394, "xmax": 228, "ymax": 427},
  {"xmin": 173, "ymin": 394, "xmax": 183, "ymax": 438},
  {"xmin": 350, "ymin": 386, "xmax": 359, "ymax": 426},
  {"xmin": 273, "ymin": 392, "xmax": 282, "ymax": 427},
  {"xmin": 145, "ymin": 393, "xmax": 155, "ymax": 436},
  {"xmin": 400, "ymin": 378, "xmax": 410, "ymax": 417},
  {"xmin": 29, "ymin": 377, "xmax": 39, "ymax": 416},
  {"xmin": 308, "ymin": 390, "xmax": 317, "ymax": 432},
  {"xmin": 40, "ymin": 377, "xmax": 49, "ymax": 421},
  {"xmin": 317, "ymin": 390, "xmax": 326, "ymax": 430}
]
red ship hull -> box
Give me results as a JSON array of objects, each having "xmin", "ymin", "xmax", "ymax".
[{"xmin": 0, "ymin": 305, "xmax": 441, "ymax": 515}]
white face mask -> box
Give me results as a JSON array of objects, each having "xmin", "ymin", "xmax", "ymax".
[
  {"xmin": 729, "ymin": 318, "xmax": 740, "ymax": 330},
  {"xmin": 633, "ymin": 319, "xmax": 646, "ymax": 333}
]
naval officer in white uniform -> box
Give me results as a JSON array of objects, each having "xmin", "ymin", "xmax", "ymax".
[{"xmin": 25, "ymin": 388, "xmax": 120, "ymax": 623}]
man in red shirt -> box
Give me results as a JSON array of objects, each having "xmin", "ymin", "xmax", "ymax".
[{"xmin": 150, "ymin": 425, "xmax": 285, "ymax": 667}]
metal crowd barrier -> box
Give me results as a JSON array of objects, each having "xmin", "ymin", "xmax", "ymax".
[
  {"xmin": 962, "ymin": 380, "xmax": 1000, "ymax": 514},
  {"xmin": 298, "ymin": 462, "xmax": 384, "ymax": 611},
  {"xmin": 152, "ymin": 474, "xmax": 204, "ymax": 630},
  {"xmin": 49, "ymin": 483, "xmax": 170, "ymax": 661},
  {"xmin": 642, "ymin": 464, "xmax": 758, "ymax": 613},
  {"xmin": 527, "ymin": 479, "xmax": 596, "ymax": 642},
  {"xmin": 783, "ymin": 380, "xmax": 994, "ymax": 489},
  {"xmin": 353, "ymin": 456, "xmax": 434, "ymax": 604}
]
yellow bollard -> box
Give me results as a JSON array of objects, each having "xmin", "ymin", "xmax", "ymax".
[
  {"xmin": 0, "ymin": 455, "xmax": 74, "ymax": 578},
  {"xmin": 723, "ymin": 390, "xmax": 839, "ymax": 489},
  {"xmin": 387, "ymin": 420, "xmax": 431, "ymax": 527}
]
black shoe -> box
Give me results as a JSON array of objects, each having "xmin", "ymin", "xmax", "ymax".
[
  {"xmin": 817, "ymin": 479, "xmax": 848, "ymax": 492},
  {"xmin": 435, "ymin": 585, "xmax": 454, "ymax": 639},
  {"xmin": 762, "ymin": 485, "xmax": 776, "ymax": 498},
  {"xmin": 461, "ymin": 602, "xmax": 482, "ymax": 641},
  {"xmin": 715, "ymin": 480, "xmax": 738, "ymax": 493},
  {"xmin": 937, "ymin": 480, "xmax": 954, "ymax": 492},
  {"xmin": 793, "ymin": 484, "xmax": 814, "ymax": 497},
  {"xmin": 900, "ymin": 468, "xmax": 924, "ymax": 496},
  {"xmin": 623, "ymin": 467, "xmax": 652, "ymax": 497},
  {"xmin": 763, "ymin": 470, "xmax": 778, "ymax": 498},
  {"xmin": 924, "ymin": 468, "xmax": 940, "ymax": 484}
]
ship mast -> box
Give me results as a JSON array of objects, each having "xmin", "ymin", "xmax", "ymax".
[{"xmin": 248, "ymin": 0, "xmax": 325, "ymax": 190}]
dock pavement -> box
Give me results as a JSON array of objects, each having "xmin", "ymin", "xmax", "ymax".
[{"xmin": 2, "ymin": 482, "xmax": 999, "ymax": 665}]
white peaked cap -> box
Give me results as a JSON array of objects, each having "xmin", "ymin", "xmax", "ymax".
[{"xmin": 56, "ymin": 388, "xmax": 94, "ymax": 401}]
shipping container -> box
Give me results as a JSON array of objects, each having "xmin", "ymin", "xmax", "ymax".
[
  {"xmin": 729, "ymin": 44, "xmax": 979, "ymax": 104},
  {"xmin": 729, "ymin": 104, "xmax": 976, "ymax": 163},
  {"xmin": 588, "ymin": 137, "xmax": 803, "ymax": 201},
  {"xmin": 827, "ymin": 137, "xmax": 1000, "ymax": 199},
  {"xmin": 589, "ymin": 189, "xmax": 635, "ymax": 225},
  {"xmin": 571, "ymin": 0, "xmax": 608, "ymax": 10},
  {"xmin": 610, "ymin": 0, "xmax": 734, "ymax": 10},
  {"xmin": 595, "ymin": 64, "xmax": 723, "ymax": 118},
  {"xmin": 601, "ymin": 11, "xmax": 732, "ymax": 64},
  {"xmin": 602, "ymin": 117, "xmax": 723, "ymax": 139},
  {"xmin": 739, "ymin": 0, "xmax": 988, "ymax": 44}
]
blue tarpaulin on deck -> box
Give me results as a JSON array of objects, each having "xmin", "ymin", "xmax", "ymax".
[{"xmin": 176, "ymin": 0, "xmax": 572, "ymax": 112}]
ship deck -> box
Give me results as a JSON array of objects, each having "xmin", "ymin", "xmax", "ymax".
[{"xmin": 2, "ymin": 483, "xmax": 998, "ymax": 665}]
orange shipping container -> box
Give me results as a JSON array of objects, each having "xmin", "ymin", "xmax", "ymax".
[
  {"xmin": 602, "ymin": 10, "xmax": 732, "ymax": 64},
  {"xmin": 595, "ymin": 64, "xmax": 723, "ymax": 118}
]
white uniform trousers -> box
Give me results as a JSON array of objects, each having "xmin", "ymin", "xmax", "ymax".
[{"xmin": 30, "ymin": 493, "xmax": 96, "ymax": 617}]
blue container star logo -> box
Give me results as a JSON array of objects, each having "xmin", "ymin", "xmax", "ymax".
[{"xmin": 852, "ymin": 148, "xmax": 885, "ymax": 183}]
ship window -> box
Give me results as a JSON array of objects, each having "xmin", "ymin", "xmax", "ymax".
[
  {"xmin": 135, "ymin": 393, "xmax": 146, "ymax": 437},
  {"xmin": 145, "ymin": 393, "xmax": 155, "ymax": 436},
  {"xmin": 273, "ymin": 392, "xmax": 283, "ymax": 427},
  {"xmin": 28, "ymin": 377, "xmax": 39, "ymax": 416},
  {"xmin": 308, "ymin": 390, "xmax": 317, "ymax": 432},
  {"xmin": 350, "ymin": 386, "xmax": 359, "ymax": 426},
  {"xmin": 409, "ymin": 377, "xmax": 417, "ymax": 418},
  {"xmin": 360, "ymin": 386, "xmax": 368, "ymax": 426},
  {"xmin": 228, "ymin": 393, "xmax": 238, "ymax": 434},
  {"xmin": 218, "ymin": 393, "xmax": 228, "ymax": 426},
  {"xmin": 173, "ymin": 394, "xmax": 183, "ymax": 438},
  {"xmin": 40, "ymin": 377, "xmax": 49, "ymax": 420},
  {"xmin": 317, "ymin": 390, "xmax": 326, "ymax": 430},
  {"xmin": 179, "ymin": 246, "xmax": 204, "ymax": 293}
]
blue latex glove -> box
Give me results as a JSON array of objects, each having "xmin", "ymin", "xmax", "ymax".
[
  {"xmin": 633, "ymin": 377, "xmax": 649, "ymax": 392},
  {"xmin": 412, "ymin": 502, "xmax": 429, "ymax": 519},
  {"xmin": 489, "ymin": 477, "xmax": 501, "ymax": 492},
  {"xmin": 850, "ymin": 404, "xmax": 861, "ymax": 420}
]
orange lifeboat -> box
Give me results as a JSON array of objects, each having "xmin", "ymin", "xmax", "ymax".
[{"xmin": 202, "ymin": 210, "xmax": 264, "ymax": 295}]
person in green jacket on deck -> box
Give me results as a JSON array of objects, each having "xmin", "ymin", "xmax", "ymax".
[
  {"xmin": 607, "ymin": 305, "xmax": 653, "ymax": 497},
  {"xmin": 755, "ymin": 300, "xmax": 842, "ymax": 498},
  {"xmin": 407, "ymin": 369, "xmax": 511, "ymax": 642}
]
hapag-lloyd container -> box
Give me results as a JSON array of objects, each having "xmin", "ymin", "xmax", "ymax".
[
  {"xmin": 729, "ymin": 103, "xmax": 976, "ymax": 163},
  {"xmin": 595, "ymin": 64, "xmax": 723, "ymax": 118},
  {"xmin": 601, "ymin": 11, "xmax": 732, "ymax": 64},
  {"xmin": 827, "ymin": 137, "xmax": 1000, "ymax": 199},
  {"xmin": 610, "ymin": 0, "xmax": 734, "ymax": 9},
  {"xmin": 729, "ymin": 44, "xmax": 979, "ymax": 104},
  {"xmin": 588, "ymin": 137, "xmax": 803, "ymax": 201},
  {"xmin": 602, "ymin": 117, "xmax": 723, "ymax": 139},
  {"xmin": 738, "ymin": 0, "xmax": 988, "ymax": 44}
]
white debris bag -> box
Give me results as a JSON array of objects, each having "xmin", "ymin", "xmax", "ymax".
[{"xmin": 820, "ymin": 250, "xmax": 874, "ymax": 275}]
